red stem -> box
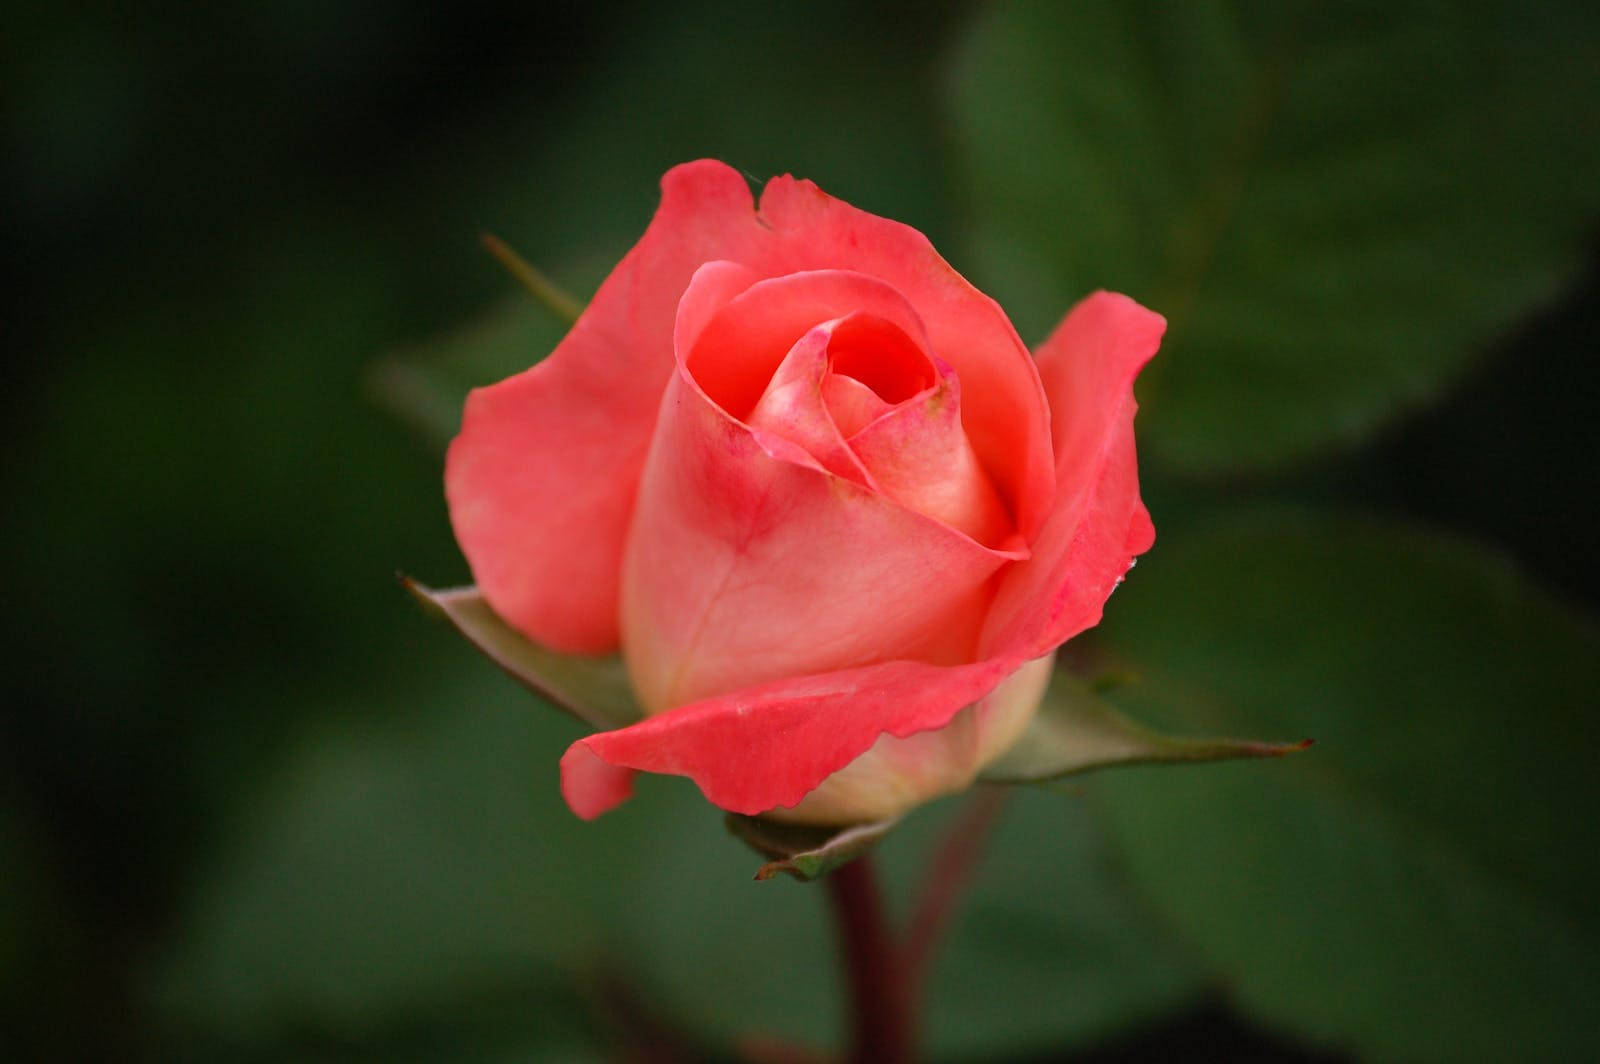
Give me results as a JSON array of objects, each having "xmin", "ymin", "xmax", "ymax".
[
  {"xmin": 823, "ymin": 788, "xmax": 1011, "ymax": 1064},
  {"xmin": 825, "ymin": 855, "xmax": 912, "ymax": 1064}
]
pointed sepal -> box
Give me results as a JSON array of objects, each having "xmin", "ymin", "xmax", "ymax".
[
  {"xmin": 479, "ymin": 233, "xmax": 584, "ymax": 326},
  {"xmin": 402, "ymin": 577, "xmax": 643, "ymax": 731},
  {"xmin": 981, "ymin": 670, "xmax": 1311, "ymax": 784},
  {"xmin": 725, "ymin": 813, "xmax": 899, "ymax": 882}
]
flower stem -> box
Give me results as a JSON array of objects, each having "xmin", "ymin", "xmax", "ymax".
[
  {"xmin": 825, "ymin": 855, "xmax": 912, "ymax": 1064},
  {"xmin": 823, "ymin": 788, "xmax": 1011, "ymax": 1064}
]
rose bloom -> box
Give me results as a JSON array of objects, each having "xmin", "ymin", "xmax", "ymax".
[{"xmin": 446, "ymin": 160, "xmax": 1163, "ymax": 825}]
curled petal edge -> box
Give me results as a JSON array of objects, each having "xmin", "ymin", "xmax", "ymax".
[
  {"xmin": 560, "ymin": 655, "xmax": 1025, "ymax": 819},
  {"xmin": 980, "ymin": 291, "xmax": 1165, "ymax": 660}
]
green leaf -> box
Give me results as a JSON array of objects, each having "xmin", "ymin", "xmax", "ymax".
[
  {"xmin": 147, "ymin": 665, "xmax": 622, "ymax": 1051},
  {"xmin": 147, "ymin": 663, "xmax": 843, "ymax": 1054},
  {"xmin": 951, "ymin": 0, "xmax": 1600, "ymax": 473},
  {"xmin": 724, "ymin": 813, "xmax": 899, "ymax": 882},
  {"xmin": 982, "ymin": 668, "xmax": 1309, "ymax": 783},
  {"xmin": 1087, "ymin": 510, "xmax": 1600, "ymax": 1060},
  {"xmin": 402, "ymin": 579, "xmax": 642, "ymax": 731}
]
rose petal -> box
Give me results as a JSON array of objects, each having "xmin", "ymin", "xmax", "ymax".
[
  {"xmin": 979, "ymin": 291, "xmax": 1164, "ymax": 660},
  {"xmin": 560, "ymin": 741, "xmax": 636, "ymax": 820},
  {"xmin": 673, "ymin": 260, "xmax": 765, "ymax": 356},
  {"xmin": 684, "ymin": 268, "xmax": 934, "ymax": 423},
  {"xmin": 825, "ymin": 313, "xmax": 937, "ymax": 405},
  {"xmin": 821, "ymin": 373, "xmax": 892, "ymax": 437},
  {"xmin": 847, "ymin": 362, "xmax": 1017, "ymax": 549},
  {"xmin": 621, "ymin": 368, "xmax": 1019, "ymax": 715},
  {"xmin": 445, "ymin": 161, "xmax": 767, "ymax": 652},
  {"xmin": 560, "ymin": 654, "xmax": 1024, "ymax": 819},
  {"xmin": 745, "ymin": 317, "xmax": 893, "ymax": 488},
  {"xmin": 766, "ymin": 653, "xmax": 1054, "ymax": 825},
  {"xmin": 756, "ymin": 174, "xmax": 1055, "ymax": 538}
]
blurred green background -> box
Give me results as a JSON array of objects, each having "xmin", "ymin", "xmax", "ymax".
[{"xmin": 5, "ymin": 1, "xmax": 1597, "ymax": 1060}]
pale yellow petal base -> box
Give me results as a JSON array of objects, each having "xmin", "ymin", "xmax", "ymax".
[{"xmin": 764, "ymin": 654, "xmax": 1054, "ymax": 826}]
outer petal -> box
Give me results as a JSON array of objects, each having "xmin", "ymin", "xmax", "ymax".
[
  {"xmin": 561, "ymin": 654, "xmax": 1024, "ymax": 819},
  {"xmin": 445, "ymin": 162, "xmax": 766, "ymax": 652},
  {"xmin": 620, "ymin": 368, "xmax": 1020, "ymax": 715},
  {"xmin": 767, "ymin": 653, "xmax": 1054, "ymax": 825},
  {"xmin": 980, "ymin": 292, "xmax": 1164, "ymax": 660},
  {"xmin": 754, "ymin": 176, "xmax": 1056, "ymax": 539}
]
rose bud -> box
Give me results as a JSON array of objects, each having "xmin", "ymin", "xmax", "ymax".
[{"xmin": 446, "ymin": 160, "xmax": 1162, "ymax": 825}]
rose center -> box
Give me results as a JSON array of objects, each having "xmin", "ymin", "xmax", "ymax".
[{"xmin": 825, "ymin": 316, "xmax": 934, "ymax": 405}]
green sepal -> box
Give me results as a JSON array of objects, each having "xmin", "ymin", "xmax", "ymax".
[
  {"xmin": 724, "ymin": 813, "xmax": 899, "ymax": 882},
  {"xmin": 479, "ymin": 233, "xmax": 584, "ymax": 326},
  {"xmin": 981, "ymin": 669, "xmax": 1309, "ymax": 784},
  {"xmin": 402, "ymin": 578, "xmax": 643, "ymax": 732}
]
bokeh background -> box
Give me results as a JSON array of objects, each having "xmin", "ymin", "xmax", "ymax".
[{"xmin": 5, "ymin": 1, "xmax": 1598, "ymax": 1060}]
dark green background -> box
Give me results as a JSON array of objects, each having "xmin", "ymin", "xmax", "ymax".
[{"xmin": 5, "ymin": 1, "xmax": 1597, "ymax": 1060}]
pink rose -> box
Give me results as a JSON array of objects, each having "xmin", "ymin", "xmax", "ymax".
[{"xmin": 446, "ymin": 160, "xmax": 1163, "ymax": 825}]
